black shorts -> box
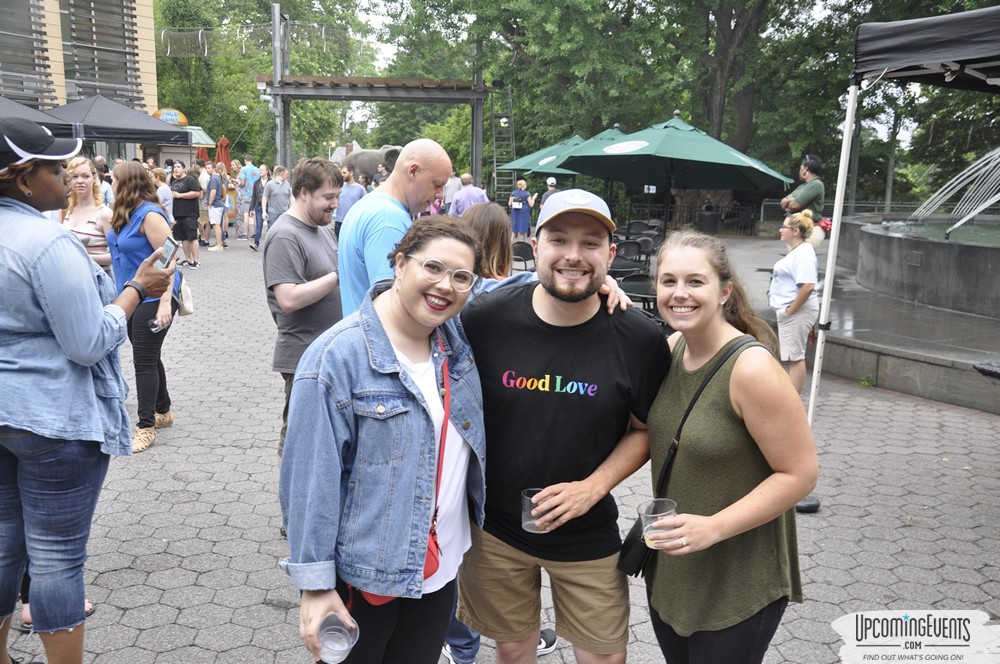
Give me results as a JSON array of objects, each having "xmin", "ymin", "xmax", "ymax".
[{"xmin": 172, "ymin": 216, "xmax": 199, "ymax": 241}]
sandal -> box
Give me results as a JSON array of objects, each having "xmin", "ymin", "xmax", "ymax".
[{"xmin": 17, "ymin": 603, "xmax": 94, "ymax": 633}]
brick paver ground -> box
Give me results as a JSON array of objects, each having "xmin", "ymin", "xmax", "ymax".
[{"xmin": 8, "ymin": 235, "xmax": 1000, "ymax": 663}]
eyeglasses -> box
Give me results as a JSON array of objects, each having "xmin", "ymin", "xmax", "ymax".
[{"xmin": 407, "ymin": 255, "xmax": 477, "ymax": 292}]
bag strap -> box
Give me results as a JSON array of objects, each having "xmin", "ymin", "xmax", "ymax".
[
  {"xmin": 428, "ymin": 332, "xmax": 450, "ymax": 552},
  {"xmin": 434, "ymin": 332, "xmax": 449, "ymax": 501},
  {"xmin": 653, "ymin": 336, "xmax": 756, "ymax": 497}
]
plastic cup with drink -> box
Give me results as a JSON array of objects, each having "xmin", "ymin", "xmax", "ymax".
[{"xmin": 638, "ymin": 498, "xmax": 677, "ymax": 548}]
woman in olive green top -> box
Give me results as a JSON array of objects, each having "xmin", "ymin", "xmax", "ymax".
[{"xmin": 644, "ymin": 230, "xmax": 818, "ymax": 664}]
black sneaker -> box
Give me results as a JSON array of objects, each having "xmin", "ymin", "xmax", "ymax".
[
  {"xmin": 198, "ymin": 239, "xmax": 209, "ymax": 246},
  {"xmin": 537, "ymin": 628, "xmax": 557, "ymax": 656},
  {"xmin": 188, "ymin": 261, "xmax": 200, "ymax": 269},
  {"xmin": 250, "ymin": 242, "xmax": 259, "ymax": 252},
  {"xmin": 178, "ymin": 259, "xmax": 191, "ymax": 267}
]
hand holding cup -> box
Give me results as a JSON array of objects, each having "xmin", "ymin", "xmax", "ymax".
[{"xmin": 639, "ymin": 498, "xmax": 677, "ymax": 549}]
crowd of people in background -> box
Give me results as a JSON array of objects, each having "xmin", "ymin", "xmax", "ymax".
[{"xmin": 1, "ymin": 121, "xmax": 821, "ymax": 664}]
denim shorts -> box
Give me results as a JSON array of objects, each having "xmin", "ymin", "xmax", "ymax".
[{"xmin": 0, "ymin": 426, "xmax": 109, "ymax": 632}]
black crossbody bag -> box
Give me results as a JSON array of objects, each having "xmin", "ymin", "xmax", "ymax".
[{"xmin": 617, "ymin": 337, "xmax": 755, "ymax": 578}]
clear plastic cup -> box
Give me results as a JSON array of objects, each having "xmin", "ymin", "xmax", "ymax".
[
  {"xmin": 317, "ymin": 612, "xmax": 359, "ymax": 664},
  {"xmin": 638, "ymin": 498, "xmax": 677, "ymax": 548},
  {"xmin": 521, "ymin": 488, "xmax": 552, "ymax": 533}
]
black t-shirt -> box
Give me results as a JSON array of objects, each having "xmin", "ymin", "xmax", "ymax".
[
  {"xmin": 170, "ymin": 174, "xmax": 202, "ymax": 218},
  {"xmin": 461, "ymin": 283, "xmax": 671, "ymax": 561}
]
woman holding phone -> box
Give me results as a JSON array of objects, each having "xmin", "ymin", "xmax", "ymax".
[
  {"xmin": 0, "ymin": 118, "xmax": 173, "ymax": 664},
  {"xmin": 99, "ymin": 161, "xmax": 182, "ymax": 453}
]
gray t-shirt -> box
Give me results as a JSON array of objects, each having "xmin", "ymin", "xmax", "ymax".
[
  {"xmin": 263, "ymin": 179, "xmax": 292, "ymax": 219},
  {"xmin": 262, "ymin": 213, "xmax": 342, "ymax": 373}
]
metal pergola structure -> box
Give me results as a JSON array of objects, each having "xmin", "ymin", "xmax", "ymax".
[{"xmin": 260, "ymin": 4, "xmax": 489, "ymax": 181}]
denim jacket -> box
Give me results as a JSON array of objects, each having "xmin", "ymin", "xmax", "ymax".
[
  {"xmin": 278, "ymin": 283, "xmax": 486, "ymax": 599},
  {"xmin": 0, "ymin": 197, "xmax": 132, "ymax": 456}
]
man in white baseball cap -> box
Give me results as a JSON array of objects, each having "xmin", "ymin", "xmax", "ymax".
[
  {"xmin": 458, "ymin": 188, "xmax": 670, "ymax": 664},
  {"xmin": 540, "ymin": 176, "xmax": 559, "ymax": 207}
]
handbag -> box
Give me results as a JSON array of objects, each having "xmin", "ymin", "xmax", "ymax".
[
  {"xmin": 618, "ymin": 337, "xmax": 755, "ymax": 578},
  {"xmin": 360, "ymin": 332, "xmax": 450, "ymax": 605},
  {"xmin": 174, "ymin": 273, "xmax": 194, "ymax": 316}
]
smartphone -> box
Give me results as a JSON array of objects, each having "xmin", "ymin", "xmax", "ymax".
[{"xmin": 154, "ymin": 236, "xmax": 180, "ymax": 269}]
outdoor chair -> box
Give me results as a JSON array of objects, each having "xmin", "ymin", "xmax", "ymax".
[
  {"xmin": 627, "ymin": 220, "xmax": 651, "ymax": 238},
  {"xmin": 616, "ymin": 240, "xmax": 642, "ymax": 261},
  {"xmin": 636, "ymin": 236, "xmax": 655, "ymax": 264},
  {"xmin": 617, "ymin": 273, "xmax": 656, "ymax": 311},
  {"xmin": 512, "ymin": 241, "xmax": 535, "ymax": 272}
]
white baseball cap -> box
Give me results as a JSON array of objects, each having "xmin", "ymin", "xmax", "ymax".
[
  {"xmin": 546, "ymin": 177, "xmax": 557, "ymax": 186},
  {"xmin": 536, "ymin": 189, "xmax": 616, "ymax": 233}
]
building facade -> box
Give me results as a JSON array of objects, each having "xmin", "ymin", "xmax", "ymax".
[{"xmin": 0, "ymin": 0, "xmax": 156, "ymax": 111}]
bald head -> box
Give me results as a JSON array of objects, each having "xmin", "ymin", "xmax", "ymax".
[
  {"xmin": 379, "ymin": 138, "xmax": 453, "ymax": 214},
  {"xmin": 460, "ymin": 173, "xmax": 473, "ymax": 185},
  {"xmin": 395, "ymin": 139, "xmax": 451, "ymax": 173}
]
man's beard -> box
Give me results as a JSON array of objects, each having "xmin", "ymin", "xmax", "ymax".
[{"xmin": 538, "ymin": 266, "xmax": 603, "ymax": 303}]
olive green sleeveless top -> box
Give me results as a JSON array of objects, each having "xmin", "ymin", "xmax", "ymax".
[{"xmin": 646, "ymin": 335, "xmax": 802, "ymax": 636}]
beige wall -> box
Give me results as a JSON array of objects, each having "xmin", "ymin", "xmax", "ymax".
[
  {"xmin": 40, "ymin": 0, "xmax": 66, "ymax": 107},
  {"xmin": 135, "ymin": 0, "xmax": 158, "ymax": 112},
  {"xmin": 35, "ymin": 0, "xmax": 157, "ymax": 111}
]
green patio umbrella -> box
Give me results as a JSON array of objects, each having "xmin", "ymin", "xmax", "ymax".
[
  {"xmin": 559, "ymin": 114, "xmax": 792, "ymax": 192},
  {"xmin": 498, "ymin": 135, "xmax": 585, "ymax": 175},
  {"xmin": 543, "ymin": 127, "xmax": 626, "ymax": 174}
]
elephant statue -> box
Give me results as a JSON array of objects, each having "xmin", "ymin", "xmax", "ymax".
[{"xmin": 344, "ymin": 145, "xmax": 402, "ymax": 183}]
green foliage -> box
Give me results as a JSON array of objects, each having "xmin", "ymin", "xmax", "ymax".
[
  {"xmin": 369, "ymin": 6, "xmax": 471, "ymax": 149},
  {"xmin": 154, "ymin": 0, "xmax": 375, "ymax": 163},
  {"xmin": 423, "ymin": 105, "xmax": 473, "ymax": 173},
  {"xmin": 159, "ymin": 0, "xmax": 1000, "ymax": 209},
  {"xmin": 907, "ymin": 88, "xmax": 1000, "ymax": 189}
]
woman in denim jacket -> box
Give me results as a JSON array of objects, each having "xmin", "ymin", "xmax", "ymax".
[
  {"xmin": 0, "ymin": 118, "xmax": 174, "ymax": 664},
  {"xmin": 279, "ymin": 217, "xmax": 486, "ymax": 664}
]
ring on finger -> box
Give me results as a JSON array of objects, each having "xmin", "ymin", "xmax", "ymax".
[{"xmin": 679, "ymin": 537, "xmax": 687, "ymax": 548}]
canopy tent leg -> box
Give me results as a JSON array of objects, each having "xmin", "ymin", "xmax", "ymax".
[{"xmin": 806, "ymin": 83, "xmax": 860, "ymax": 426}]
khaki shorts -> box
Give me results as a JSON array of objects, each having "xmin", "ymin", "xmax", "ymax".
[
  {"xmin": 458, "ymin": 527, "xmax": 628, "ymax": 655},
  {"xmin": 776, "ymin": 296, "xmax": 819, "ymax": 361}
]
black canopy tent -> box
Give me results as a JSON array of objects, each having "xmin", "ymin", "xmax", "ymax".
[
  {"xmin": 807, "ymin": 5, "xmax": 1000, "ymax": 422},
  {"xmin": 44, "ymin": 94, "xmax": 191, "ymax": 145},
  {"xmin": 0, "ymin": 96, "xmax": 72, "ymax": 134},
  {"xmin": 851, "ymin": 6, "xmax": 1000, "ymax": 94}
]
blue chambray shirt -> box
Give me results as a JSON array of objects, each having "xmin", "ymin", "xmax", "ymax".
[
  {"xmin": 278, "ymin": 283, "xmax": 486, "ymax": 599},
  {"xmin": 0, "ymin": 197, "xmax": 132, "ymax": 456}
]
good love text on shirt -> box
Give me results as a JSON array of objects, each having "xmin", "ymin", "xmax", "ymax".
[{"xmin": 501, "ymin": 370, "xmax": 598, "ymax": 397}]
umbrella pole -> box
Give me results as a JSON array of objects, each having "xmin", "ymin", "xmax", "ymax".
[{"xmin": 807, "ymin": 83, "xmax": 859, "ymax": 426}]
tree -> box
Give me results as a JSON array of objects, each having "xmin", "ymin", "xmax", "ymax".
[
  {"xmin": 155, "ymin": 0, "xmax": 375, "ymax": 163},
  {"xmin": 368, "ymin": 3, "xmax": 472, "ymax": 149},
  {"xmin": 908, "ymin": 88, "xmax": 1000, "ymax": 190}
]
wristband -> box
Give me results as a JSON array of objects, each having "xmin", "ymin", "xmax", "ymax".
[{"xmin": 124, "ymin": 279, "xmax": 148, "ymax": 301}]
